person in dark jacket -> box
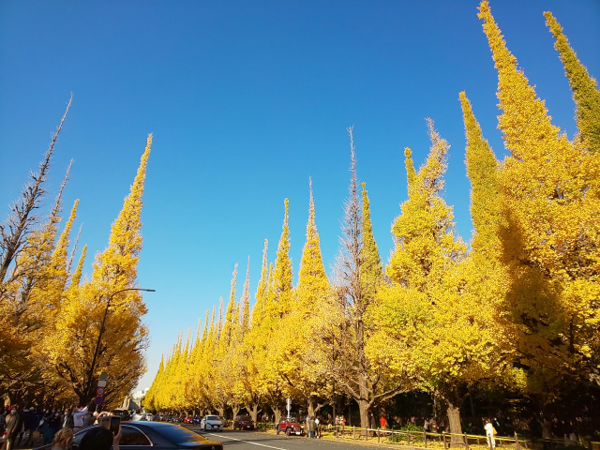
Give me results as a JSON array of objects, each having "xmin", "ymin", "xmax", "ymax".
[
  {"xmin": 62, "ymin": 409, "xmax": 74, "ymax": 430},
  {"xmin": 3, "ymin": 406, "xmax": 22, "ymax": 450},
  {"xmin": 44, "ymin": 412, "xmax": 62, "ymax": 445},
  {"xmin": 22, "ymin": 408, "xmax": 39, "ymax": 447}
]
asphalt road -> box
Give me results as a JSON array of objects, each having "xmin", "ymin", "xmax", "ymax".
[{"xmin": 189, "ymin": 427, "xmax": 392, "ymax": 450}]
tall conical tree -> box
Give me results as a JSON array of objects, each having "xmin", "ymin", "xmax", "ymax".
[
  {"xmin": 297, "ymin": 178, "xmax": 329, "ymax": 309},
  {"xmin": 479, "ymin": 0, "xmax": 600, "ymax": 393},
  {"xmin": 252, "ymin": 240, "xmax": 268, "ymax": 327},
  {"xmin": 51, "ymin": 134, "xmax": 153, "ymax": 405},
  {"xmin": 69, "ymin": 244, "xmax": 87, "ymax": 289},
  {"xmin": 239, "ymin": 257, "xmax": 250, "ymax": 336},
  {"xmin": 221, "ymin": 264, "xmax": 238, "ymax": 350},
  {"xmin": 272, "ymin": 199, "xmax": 293, "ymax": 315},
  {"xmin": 45, "ymin": 199, "xmax": 79, "ymax": 311},
  {"xmin": 459, "ymin": 92, "xmax": 501, "ymax": 257},
  {"xmin": 544, "ymin": 11, "xmax": 600, "ymax": 154},
  {"xmin": 360, "ymin": 182, "xmax": 382, "ymax": 299}
]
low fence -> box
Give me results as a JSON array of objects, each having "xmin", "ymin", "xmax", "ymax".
[
  {"xmin": 250, "ymin": 421, "xmax": 599, "ymax": 450},
  {"xmin": 329, "ymin": 426, "xmax": 600, "ymax": 450}
]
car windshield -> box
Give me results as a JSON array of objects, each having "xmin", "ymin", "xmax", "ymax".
[
  {"xmin": 238, "ymin": 416, "xmax": 251, "ymax": 421},
  {"xmin": 205, "ymin": 415, "xmax": 219, "ymax": 421}
]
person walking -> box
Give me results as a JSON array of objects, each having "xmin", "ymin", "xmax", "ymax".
[
  {"xmin": 44, "ymin": 413, "xmax": 61, "ymax": 445},
  {"xmin": 3, "ymin": 406, "xmax": 22, "ymax": 450},
  {"xmin": 62, "ymin": 409, "xmax": 74, "ymax": 430},
  {"xmin": 484, "ymin": 418, "xmax": 496, "ymax": 449},
  {"xmin": 22, "ymin": 408, "xmax": 38, "ymax": 447},
  {"xmin": 379, "ymin": 416, "xmax": 387, "ymax": 431},
  {"xmin": 308, "ymin": 416, "xmax": 316, "ymax": 439}
]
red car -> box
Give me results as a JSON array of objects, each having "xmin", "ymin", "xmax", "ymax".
[
  {"xmin": 233, "ymin": 415, "xmax": 255, "ymax": 430},
  {"xmin": 276, "ymin": 417, "xmax": 304, "ymax": 436},
  {"xmin": 183, "ymin": 416, "xmax": 193, "ymax": 424}
]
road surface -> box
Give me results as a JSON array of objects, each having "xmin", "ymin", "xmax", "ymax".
[{"xmin": 189, "ymin": 426, "xmax": 394, "ymax": 450}]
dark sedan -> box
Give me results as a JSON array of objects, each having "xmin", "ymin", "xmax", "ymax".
[{"xmin": 38, "ymin": 422, "xmax": 222, "ymax": 450}]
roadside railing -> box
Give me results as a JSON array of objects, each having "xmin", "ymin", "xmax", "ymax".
[{"xmin": 327, "ymin": 426, "xmax": 600, "ymax": 450}]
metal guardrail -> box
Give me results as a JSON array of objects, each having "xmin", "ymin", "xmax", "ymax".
[{"xmin": 325, "ymin": 425, "xmax": 600, "ymax": 450}]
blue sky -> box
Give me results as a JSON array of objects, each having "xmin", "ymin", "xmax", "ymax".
[{"xmin": 1, "ymin": 1, "xmax": 598, "ymax": 392}]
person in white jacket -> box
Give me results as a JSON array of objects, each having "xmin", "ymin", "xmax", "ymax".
[
  {"xmin": 73, "ymin": 406, "xmax": 89, "ymax": 432},
  {"xmin": 484, "ymin": 418, "xmax": 496, "ymax": 449}
]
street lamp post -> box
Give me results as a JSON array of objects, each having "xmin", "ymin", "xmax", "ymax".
[{"xmin": 85, "ymin": 287, "xmax": 156, "ymax": 404}]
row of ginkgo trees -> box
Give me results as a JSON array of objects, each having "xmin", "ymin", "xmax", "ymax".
[
  {"xmin": 144, "ymin": 2, "xmax": 600, "ymax": 442},
  {"xmin": 0, "ymin": 98, "xmax": 154, "ymax": 408}
]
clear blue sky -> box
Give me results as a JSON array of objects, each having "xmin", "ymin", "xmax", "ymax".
[{"xmin": 1, "ymin": 1, "xmax": 598, "ymax": 392}]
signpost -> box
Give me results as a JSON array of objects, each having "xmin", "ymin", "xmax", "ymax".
[
  {"xmin": 95, "ymin": 372, "xmax": 107, "ymax": 410},
  {"xmin": 286, "ymin": 397, "xmax": 291, "ymax": 418}
]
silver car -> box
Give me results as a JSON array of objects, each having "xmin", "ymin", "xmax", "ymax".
[{"xmin": 200, "ymin": 415, "xmax": 223, "ymax": 432}]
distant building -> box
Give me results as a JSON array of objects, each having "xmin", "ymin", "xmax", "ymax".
[{"xmin": 132, "ymin": 388, "xmax": 149, "ymax": 402}]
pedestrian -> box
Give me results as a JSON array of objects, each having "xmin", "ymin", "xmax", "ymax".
[
  {"xmin": 315, "ymin": 416, "xmax": 321, "ymax": 438},
  {"xmin": 22, "ymin": 407, "xmax": 39, "ymax": 447},
  {"xmin": 73, "ymin": 406, "xmax": 89, "ymax": 432},
  {"xmin": 308, "ymin": 416, "xmax": 316, "ymax": 439},
  {"xmin": 44, "ymin": 412, "xmax": 62, "ymax": 445},
  {"xmin": 62, "ymin": 409, "xmax": 74, "ymax": 430},
  {"xmin": 51, "ymin": 427, "xmax": 73, "ymax": 450},
  {"xmin": 3, "ymin": 406, "xmax": 22, "ymax": 450},
  {"xmin": 379, "ymin": 416, "xmax": 387, "ymax": 430},
  {"xmin": 484, "ymin": 418, "xmax": 496, "ymax": 449}
]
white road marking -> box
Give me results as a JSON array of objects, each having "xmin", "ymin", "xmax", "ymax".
[{"xmin": 205, "ymin": 433, "xmax": 289, "ymax": 450}]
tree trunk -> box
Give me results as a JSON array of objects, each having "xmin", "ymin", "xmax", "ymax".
[
  {"xmin": 216, "ymin": 405, "xmax": 225, "ymax": 417},
  {"xmin": 232, "ymin": 405, "xmax": 241, "ymax": 421},
  {"xmin": 447, "ymin": 401, "xmax": 463, "ymax": 447},
  {"xmin": 248, "ymin": 403, "xmax": 261, "ymax": 423},
  {"xmin": 358, "ymin": 399, "xmax": 370, "ymax": 434},
  {"xmin": 273, "ymin": 406, "xmax": 282, "ymax": 424}
]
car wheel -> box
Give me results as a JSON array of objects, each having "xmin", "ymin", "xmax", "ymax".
[
  {"xmin": 286, "ymin": 427, "xmax": 291, "ymax": 436},
  {"xmin": 276, "ymin": 427, "xmax": 280, "ymax": 435}
]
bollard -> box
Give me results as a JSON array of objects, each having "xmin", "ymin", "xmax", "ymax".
[
  {"xmin": 424, "ymin": 430, "xmax": 427, "ymax": 448},
  {"xmin": 515, "ymin": 432, "xmax": 520, "ymax": 450},
  {"xmin": 464, "ymin": 432, "xmax": 469, "ymax": 450},
  {"xmin": 378, "ymin": 428, "xmax": 381, "ymax": 443},
  {"xmin": 353, "ymin": 426, "xmax": 356, "ymax": 440},
  {"xmin": 443, "ymin": 432, "xmax": 447, "ymax": 450},
  {"xmin": 408, "ymin": 430, "xmax": 411, "ymax": 446}
]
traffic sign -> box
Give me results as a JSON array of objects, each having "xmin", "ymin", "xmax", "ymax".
[
  {"xmin": 94, "ymin": 396, "xmax": 103, "ymax": 405},
  {"xmin": 96, "ymin": 387, "xmax": 105, "ymax": 396},
  {"xmin": 97, "ymin": 380, "xmax": 107, "ymax": 387}
]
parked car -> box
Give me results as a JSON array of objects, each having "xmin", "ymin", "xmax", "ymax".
[
  {"xmin": 233, "ymin": 415, "xmax": 255, "ymax": 431},
  {"xmin": 276, "ymin": 417, "xmax": 303, "ymax": 436},
  {"xmin": 192, "ymin": 416, "xmax": 202, "ymax": 425},
  {"xmin": 200, "ymin": 415, "xmax": 223, "ymax": 432},
  {"xmin": 183, "ymin": 417, "xmax": 193, "ymax": 424},
  {"xmin": 34, "ymin": 422, "xmax": 222, "ymax": 450}
]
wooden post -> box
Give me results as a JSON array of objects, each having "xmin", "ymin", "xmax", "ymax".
[
  {"xmin": 443, "ymin": 432, "xmax": 447, "ymax": 450},
  {"xmin": 378, "ymin": 429, "xmax": 380, "ymax": 443},
  {"xmin": 352, "ymin": 426, "xmax": 355, "ymax": 440},
  {"xmin": 424, "ymin": 430, "xmax": 427, "ymax": 448},
  {"xmin": 464, "ymin": 432, "xmax": 470, "ymax": 450},
  {"xmin": 515, "ymin": 432, "xmax": 520, "ymax": 450},
  {"xmin": 407, "ymin": 430, "xmax": 411, "ymax": 446}
]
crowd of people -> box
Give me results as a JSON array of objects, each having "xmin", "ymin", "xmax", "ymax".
[{"xmin": 0, "ymin": 405, "xmax": 119, "ymax": 450}]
